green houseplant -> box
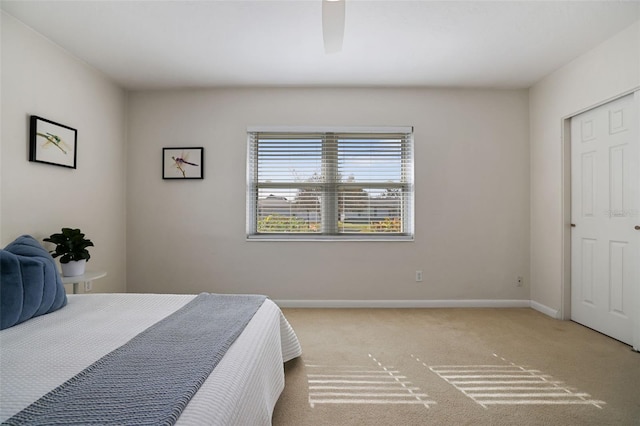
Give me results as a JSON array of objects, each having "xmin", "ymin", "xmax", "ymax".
[{"xmin": 44, "ymin": 228, "xmax": 94, "ymax": 277}]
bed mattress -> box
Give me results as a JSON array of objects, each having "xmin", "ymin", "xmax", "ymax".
[{"xmin": 0, "ymin": 293, "xmax": 301, "ymax": 425}]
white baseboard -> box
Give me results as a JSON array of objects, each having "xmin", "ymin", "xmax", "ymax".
[
  {"xmin": 529, "ymin": 300, "xmax": 560, "ymax": 319},
  {"xmin": 274, "ymin": 299, "xmax": 532, "ymax": 309}
]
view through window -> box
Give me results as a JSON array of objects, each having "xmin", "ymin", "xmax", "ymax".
[{"xmin": 247, "ymin": 128, "xmax": 414, "ymax": 240}]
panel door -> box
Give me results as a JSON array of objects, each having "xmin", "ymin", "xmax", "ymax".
[{"xmin": 571, "ymin": 92, "xmax": 639, "ymax": 345}]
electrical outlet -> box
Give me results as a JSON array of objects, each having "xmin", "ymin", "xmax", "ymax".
[
  {"xmin": 84, "ymin": 281, "xmax": 92, "ymax": 292},
  {"xmin": 517, "ymin": 276, "xmax": 523, "ymax": 287},
  {"xmin": 415, "ymin": 270, "xmax": 423, "ymax": 282}
]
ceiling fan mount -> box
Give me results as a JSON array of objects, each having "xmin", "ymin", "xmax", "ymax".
[{"xmin": 322, "ymin": 0, "xmax": 345, "ymax": 54}]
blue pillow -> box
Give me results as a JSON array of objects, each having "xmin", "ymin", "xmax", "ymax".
[{"xmin": 1, "ymin": 235, "xmax": 67, "ymax": 330}]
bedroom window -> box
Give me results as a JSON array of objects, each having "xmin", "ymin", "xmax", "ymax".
[{"xmin": 246, "ymin": 127, "xmax": 414, "ymax": 240}]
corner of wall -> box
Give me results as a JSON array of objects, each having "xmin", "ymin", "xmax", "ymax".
[{"xmin": 530, "ymin": 300, "xmax": 560, "ymax": 319}]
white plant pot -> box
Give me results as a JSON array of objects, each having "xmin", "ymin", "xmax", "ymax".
[{"xmin": 61, "ymin": 259, "xmax": 86, "ymax": 277}]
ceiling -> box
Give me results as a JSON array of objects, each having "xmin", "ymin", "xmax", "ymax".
[{"xmin": 1, "ymin": 1, "xmax": 638, "ymax": 90}]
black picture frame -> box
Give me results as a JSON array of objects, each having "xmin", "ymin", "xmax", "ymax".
[
  {"xmin": 163, "ymin": 147, "xmax": 204, "ymax": 179},
  {"xmin": 29, "ymin": 116, "xmax": 77, "ymax": 169}
]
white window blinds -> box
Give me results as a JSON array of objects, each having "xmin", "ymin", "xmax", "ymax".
[{"xmin": 247, "ymin": 127, "xmax": 414, "ymax": 240}]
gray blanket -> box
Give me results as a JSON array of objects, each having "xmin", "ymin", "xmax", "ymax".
[{"xmin": 4, "ymin": 293, "xmax": 267, "ymax": 426}]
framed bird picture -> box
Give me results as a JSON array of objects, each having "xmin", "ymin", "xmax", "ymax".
[
  {"xmin": 29, "ymin": 116, "xmax": 78, "ymax": 169},
  {"xmin": 163, "ymin": 147, "xmax": 204, "ymax": 179}
]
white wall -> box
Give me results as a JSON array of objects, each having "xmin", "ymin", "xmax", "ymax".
[
  {"xmin": 127, "ymin": 87, "xmax": 530, "ymax": 302},
  {"xmin": 529, "ymin": 21, "xmax": 640, "ymax": 316},
  {"xmin": 2, "ymin": 12, "xmax": 636, "ymax": 308},
  {"xmin": 1, "ymin": 12, "xmax": 127, "ymax": 293}
]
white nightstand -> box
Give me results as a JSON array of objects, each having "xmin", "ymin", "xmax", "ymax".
[{"xmin": 61, "ymin": 271, "xmax": 107, "ymax": 294}]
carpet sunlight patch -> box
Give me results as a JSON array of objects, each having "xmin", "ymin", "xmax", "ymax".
[
  {"xmin": 306, "ymin": 354, "xmax": 436, "ymax": 408},
  {"xmin": 412, "ymin": 353, "xmax": 605, "ymax": 409}
]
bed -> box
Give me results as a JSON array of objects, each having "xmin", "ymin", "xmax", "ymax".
[
  {"xmin": 0, "ymin": 292, "xmax": 302, "ymax": 425},
  {"xmin": 0, "ymin": 235, "xmax": 300, "ymax": 425}
]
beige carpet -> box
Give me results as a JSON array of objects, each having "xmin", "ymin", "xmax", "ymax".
[{"xmin": 272, "ymin": 308, "xmax": 640, "ymax": 425}]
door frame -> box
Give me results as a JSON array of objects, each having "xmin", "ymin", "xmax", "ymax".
[{"xmin": 560, "ymin": 87, "xmax": 640, "ymax": 350}]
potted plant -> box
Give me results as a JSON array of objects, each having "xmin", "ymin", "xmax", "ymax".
[{"xmin": 44, "ymin": 228, "xmax": 94, "ymax": 277}]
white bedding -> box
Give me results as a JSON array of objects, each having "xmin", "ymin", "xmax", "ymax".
[{"xmin": 0, "ymin": 294, "xmax": 301, "ymax": 425}]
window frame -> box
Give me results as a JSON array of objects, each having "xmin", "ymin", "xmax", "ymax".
[{"xmin": 246, "ymin": 126, "xmax": 415, "ymax": 241}]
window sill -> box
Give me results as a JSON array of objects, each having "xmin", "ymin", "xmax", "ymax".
[{"xmin": 246, "ymin": 235, "xmax": 414, "ymax": 242}]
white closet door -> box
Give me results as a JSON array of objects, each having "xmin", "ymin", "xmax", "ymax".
[{"xmin": 571, "ymin": 92, "xmax": 639, "ymax": 346}]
